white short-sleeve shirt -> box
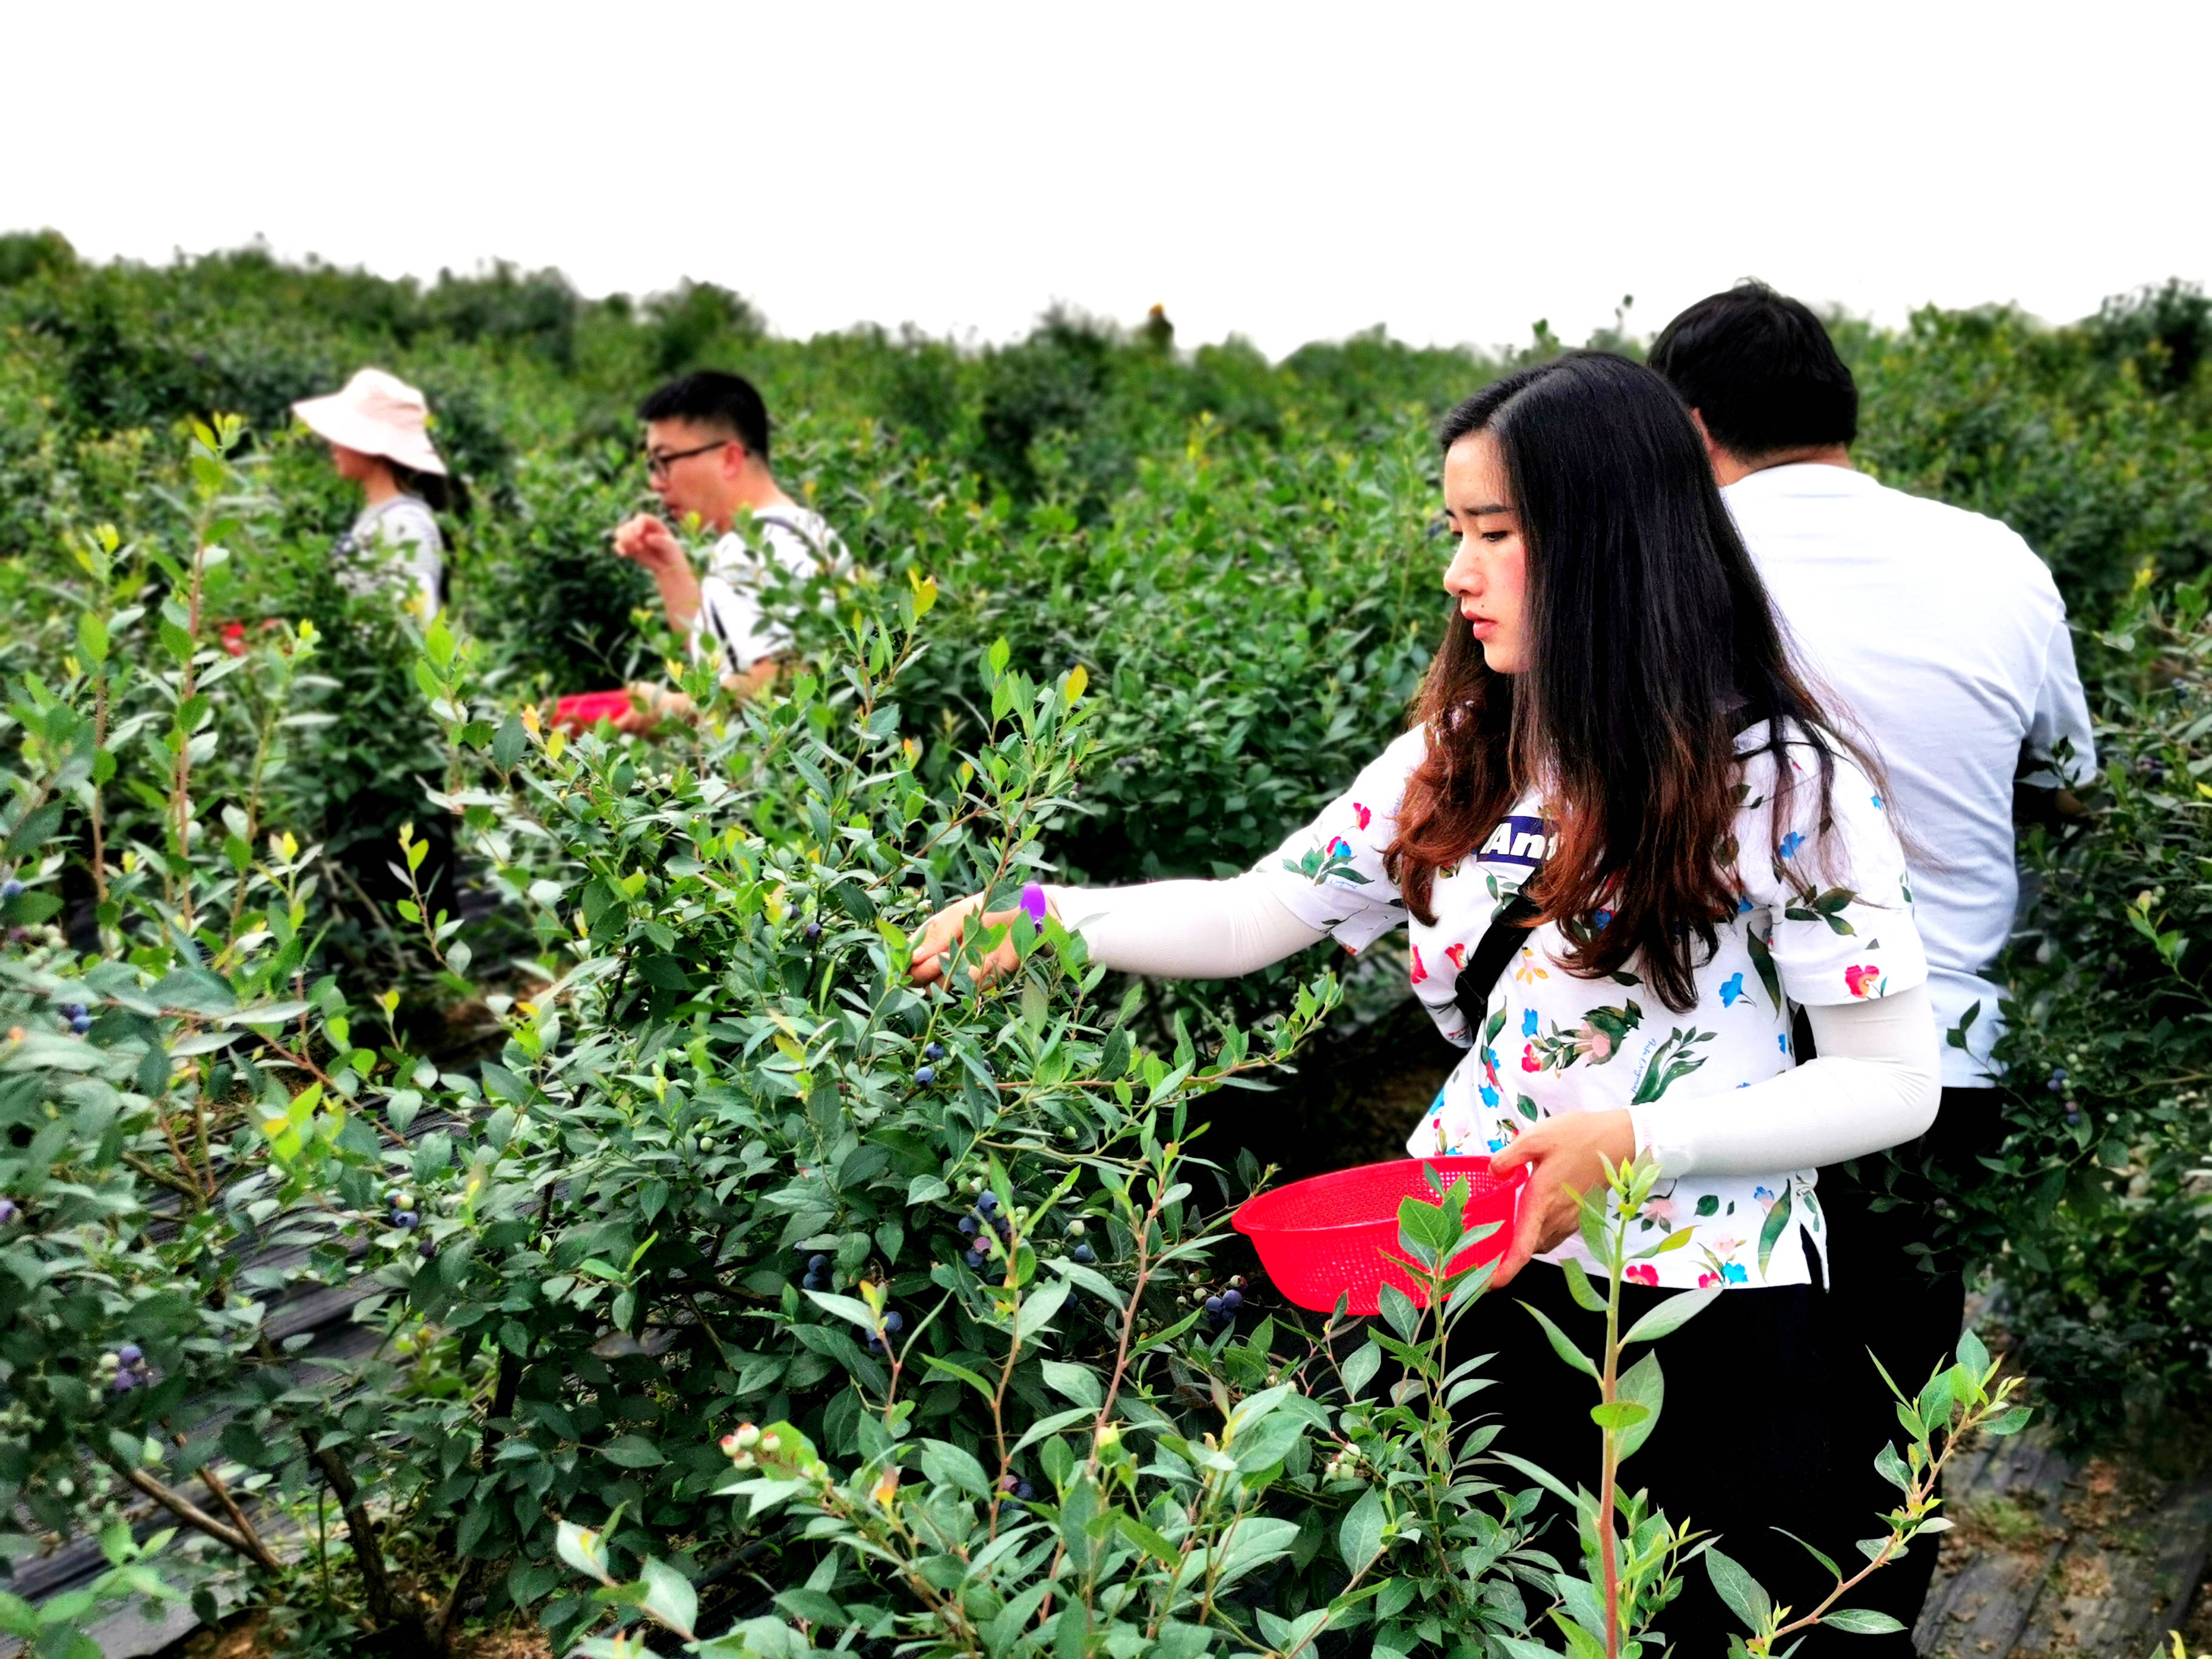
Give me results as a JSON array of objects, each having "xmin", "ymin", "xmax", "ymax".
[
  {"xmin": 697, "ymin": 507, "xmax": 845, "ymax": 674},
  {"xmin": 1724, "ymin": 464, "xmax": 2095, "ymax": 1086},
  {"xmin": 1255, "ymin": 722, "xmax": 1928, "ymax": 1290}
]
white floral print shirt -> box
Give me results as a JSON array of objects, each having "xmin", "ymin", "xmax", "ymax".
[{"xmin": 1256, "ymin": 721, "xmax": 1927, "ymax": 1290}]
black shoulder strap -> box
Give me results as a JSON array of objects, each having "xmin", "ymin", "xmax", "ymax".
[{"xmin": 1451, "ymin": 893, "xmax": 1540, "ymax": 1034}]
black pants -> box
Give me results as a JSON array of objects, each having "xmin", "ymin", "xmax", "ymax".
[
  {"xmin": 1466, "ymin": 1259, "xmax": 1858, "ymax": 1653},
  {"xmin": 1811, "ymin": 1085, "xmax": 1999, "ymax": 1651}
]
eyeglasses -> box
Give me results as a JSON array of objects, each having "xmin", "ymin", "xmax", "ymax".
[{"xmin": 645, "ymin": 439, "xmax": 732, "ymax": 480}]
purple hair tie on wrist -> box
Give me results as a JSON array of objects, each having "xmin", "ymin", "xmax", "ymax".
[{"xmin": 1019, "ymin": 882, "xmax": 1048, "ymax": 926}]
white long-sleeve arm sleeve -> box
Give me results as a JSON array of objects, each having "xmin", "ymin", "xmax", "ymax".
[
  {"xmin": 1041, "ymin": 874, "xmax": 1328, "ymax": 978},
  {"xmin": 1630, "ymin": 985, "xmax": 1942, "ymax": 1178}
]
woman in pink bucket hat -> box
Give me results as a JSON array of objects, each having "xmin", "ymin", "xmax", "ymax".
[{"xmin": 292, "ymin": 367, "xmax": 448, "ymax": 621}]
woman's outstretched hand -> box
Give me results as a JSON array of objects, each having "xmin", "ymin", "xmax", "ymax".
[
  {"xmin": 1484, "ymin": 1108, "xmax": 1638, "ymax": 1289},
  {"xmin": 909, "ymin": 893, "xmax": 1050, "ymax": 988}
]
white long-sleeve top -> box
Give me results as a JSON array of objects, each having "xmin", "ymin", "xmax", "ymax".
[{"xmin": 1045, "ymin": 874, "xmax": 1940, "ymax": 1183}]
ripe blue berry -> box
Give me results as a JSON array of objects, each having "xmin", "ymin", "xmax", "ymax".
[
  {"xmin": 112, "ymin": 1372, "xmax": 138, "ymax": 1393},
  {"xmin": 0, "ymin": 1198, "xmax": 18, "ymax": 1225},
  {"xmin": 915, "ymin": 1065, "xmax": 936, "ymax": 1086},
  {"xmin": 803, "ymin": 921, "xmax": 822, "ymax": 941},
  {"xmin": 70, "ymin": 1014, "xmax": 92, "ymax": 1034},
  {"xmin": 61, "ymin": 1004, "xmax": 84, "ymax": 1021},
  {"xmin": 882, "ymin": 1311, "xmax": 902, "ymax": 1333},
  {"xmin": 959, "ymin": 1216, "xmax": 978, "ymax": 1236},
  {"xmin": 1204, "ymin": 1296, "xmax": 1223, "ymax": 1316},
  {"xmin": 1219, "ymin": 1289, "xmax": 1242, "ymax": 1312},
  {"xmin": 0, "ymin": 879, "xmax": 22, "ymax": 899},
  {"xmin": 966, "ymin": 1247, "xmax": 988, "ymax": 1269},
  {"xmin": 1071, "ymin": 1244, "xmax": 1095, "ymax": 1264},
  {"xmin": 1015, "ymin": 1480, "xmax": 1034, "ymax": 1500},
  {"xmin": 393, "ymin": 1210, "xmax": 419, "ymax": 1230},
  {"xmin": 925, "ymin": 1041, "xmax": 943, "ymax": 1061},
  {"xmin": 117, "ymin": 1344, "xmax": 142, "ymax": 1366},
  {"xmin": 808, "ymin": 1254, "xmax": 830, "ymax": 1272},
  {"xmin": 976, "ymin": 1191, "xmax": 999, "ymax": 1214}
]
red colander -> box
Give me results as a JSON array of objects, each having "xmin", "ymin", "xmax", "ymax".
[
  {"xmin": 553, "ymin": 689, "xmax": 634, "ymax": 729},
  {"xmin": 1233, "ymin": 1157, "xmax": 1526, "ymax": 1315}
]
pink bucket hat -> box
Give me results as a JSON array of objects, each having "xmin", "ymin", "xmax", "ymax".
[{"xmin": 292, "ymin": 367, "xmax": 447, "ymax": 475}]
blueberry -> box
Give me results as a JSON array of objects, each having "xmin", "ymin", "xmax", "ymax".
[
  {"xmin": 1219, "ymin": 1289, "xmax": 1242, "ymax": 1312},
  {"xmin": 61, "ymin": 1004, "xmax": 84, "ymax": 1021},
  {"xmin": 2066, "ymin": 1110, "xmax": 2082, "ymax": 1126},
  {"xmin": 867, "ymin": 1334, "xmax": 886, "ymax": 1353},
  {"xmin": 915, "ymin": 1066, "xmax": 936, "ymax": 1086},
  {"xmin": 70, "ymin": 1014, "xmax": 91, "ymax": 1035},
  {"xmin": 0, "ymin": 879, "xmax": 21, "ymax": 899},
  {"xmin": 0, "ymin": 1199, "xmax": 16, "ymax": 1225},
  {"xmin": 976, "ymin": 1191, "xmax": 999, "ymax": 1215},
  {"xmin": 924, "ymin": 1042, "xmax": 943, "ymax": 1061},
  {"xmin": 1071, "ymin": 1243, "xmax": 1096, "ymax": 1264},
  {"xmin": 1015, "ymin": 1480, "xmax": 1034, "ymax": 1500},
  {"xmin": 117, "ymin": 1344, "xmax": 142, "ymax": 1366},
  {"xmin": 803, "ymin": 921, "xmax": 822, "ymax": 942},
  {"xmin": 803, "ymin": 1272, "xmax": 826, "ymax": 1291},
  {"xmin": 966, "ymin": 1247, "xmax": 988, "ymax": 1269},
  {"xmin": 882, "ymin": 1311, "xmax": 902, "ymax": 1333},
  {"xmin": 112, "ymin": 1372, "xmax": 137, "ymax": 1393},
  {"xmin": 392, "ymin": 1210, "xmax": 419, "ymax": 1229},
  {"xmin": 959, "ymin": 1216, "xmax": 978, "ymax": 1236},
  {"xmin": 808, "ymin": 1254, "xmax": 829, "ymax": 1272},
  {"xmin": 1204, "ymin": 1296, "xmax": 1223, "ymax": 1315}
]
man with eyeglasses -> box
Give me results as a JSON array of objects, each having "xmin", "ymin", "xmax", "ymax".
[{"xmin": 610, "ymin": 370, "xmax": 843, "ymax": 729}]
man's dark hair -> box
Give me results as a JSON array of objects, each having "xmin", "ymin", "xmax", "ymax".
[
  {"xmin": 637, "ymin": 370, "xmax": 771, "ymax": 460},
  {"xmin": 1647, "ymin": 281, "xmax": 1858, "ymax": 460}
]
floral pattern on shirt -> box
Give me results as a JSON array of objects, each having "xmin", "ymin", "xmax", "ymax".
[{"xmin": 1258, "ymin": 722, "xmax": 1927, "ymax": 1290}]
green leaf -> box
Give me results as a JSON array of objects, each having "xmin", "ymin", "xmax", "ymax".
[
  {"xmin": 1338, "ymin": 1485, "xmax": 1386, "ymax": 1573},
  {"xmin": 1560, "ymin": 1256, "xmax": 1608, "ymax": 1312},
  {"xmin": 1621, "ymin": 1287, "xmax": 1722, "ymax": 1346},
  {"xmin": 599, "ymin": 1434, "xmax": 666, "ymax": 1468},
  {"xmin": 1755, "ymin": 1186, "xmax": 1795, "ymax": 1277},
  {"xmin": 1954, "ymin": 1327, "xmax": 1991, "ymax": 1376},
  {"xmin": 1615, "ymin": 1349, "xmax": 1664, "ymax": 1463},
  {"xmin": 1589, "ymin": 1400, "xmax": 1650, "ymax": 1430},
  {"xmin": 637, "ymin": 1555, "xmax": 697, "ymax": 1637},
  {"xmin": 1822, "ymin": 1608, "xmax": 1906, "ymax": 1635},
  {"xmin": 556, "ymin": 1518, "xmax": 614, "ymax": 1583},
  {"xmin": 1985, "ymin": 1404, "xmax": 2034, "ymax": 1436},
  {"xmin": 803, "ymin": 1289, "xmax": 880, "ymax": 1332},
  {"xmin": 1341, "ymin": 1339, "xmax": 1382, "ymax": 1401},
  {"xmin": 1704, "ymin": 1546, "xmax": 1773, "ymax": 1632},
  {"xmin": 1520, "ymin": 1302, "xmax": 1600, "ymax": 1381}
]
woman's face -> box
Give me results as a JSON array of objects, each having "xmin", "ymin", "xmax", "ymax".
[
  {"xmin": 1441, "ymin": 430, "xmax": 1529, "ymax": 674},
  {"xmin": 329, "ymin": 443, "xmax": 374, "ymax": 483}
]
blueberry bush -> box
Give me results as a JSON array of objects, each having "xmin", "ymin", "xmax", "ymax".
[{"xmin": 1, "ymin": 238, "xmax": 2208, "ymax": 1650}]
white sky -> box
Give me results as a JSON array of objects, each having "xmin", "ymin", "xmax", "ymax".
[{"xmin": 5, "ymin": 0, "xmax": 2207, "ymax": 359}]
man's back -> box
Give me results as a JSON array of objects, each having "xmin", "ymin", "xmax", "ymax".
[{"xmin": 1725, "ymin": 463, "xmax": 2094, "ymax": 1085}]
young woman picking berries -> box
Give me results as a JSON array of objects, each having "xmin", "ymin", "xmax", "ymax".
[{"xmin": 912, "ymin": 353, "xmax": 1940, "ymax": 1647}]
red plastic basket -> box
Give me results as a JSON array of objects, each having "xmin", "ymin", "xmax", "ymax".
[
  {"xmin": 553, "ymin": 689, "xmax": 634, "ymax": 729},
  {"xmin": 1233, "ymin": 1157, "xmax": 1526, "ymax": 1315}
]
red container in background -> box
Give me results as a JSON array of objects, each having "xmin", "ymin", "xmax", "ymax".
[
  {"xmin": 1233, "ymin": 1156, "xmax": 1526, "ymax": 1315},
  {"xmin": 552, "ymin": 689, "xmax": 634, "ymax": 729}
]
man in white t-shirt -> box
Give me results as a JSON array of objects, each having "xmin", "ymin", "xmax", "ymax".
[
  {"xmin": 611, "ymin": 370, "xmax": 845, "ymax": 729},
  {"xmin": 1652, "ymin": 281, "xmax": 2095, "ymax": 1641}
]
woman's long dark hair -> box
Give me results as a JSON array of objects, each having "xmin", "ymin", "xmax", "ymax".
[{"xmin": 1385, "ymin": 351, "xmax": 1865, "ymax": 1012}]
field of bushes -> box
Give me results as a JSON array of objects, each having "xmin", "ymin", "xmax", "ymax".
[{"xmin": 1, "ymin": 227, "xmax": 2208, "ymax": 1656}]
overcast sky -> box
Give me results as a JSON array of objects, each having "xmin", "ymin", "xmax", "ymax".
[{"xmin": 6, "ymin": 0, "xmax": 2206, "ymax": 359}]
